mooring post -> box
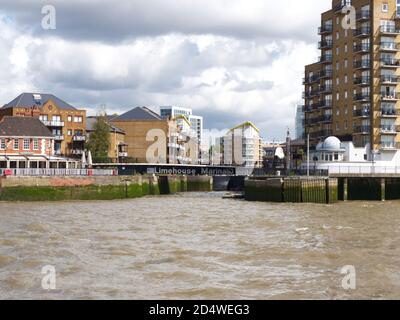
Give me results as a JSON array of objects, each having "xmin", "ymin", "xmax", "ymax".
[
  {"xmin": 381, "ymin": 178, "xmax": 386, "ymax": 202},
  {"xmin": 343, "ymin": 178, "xmax": 348, "ymax": 201}
]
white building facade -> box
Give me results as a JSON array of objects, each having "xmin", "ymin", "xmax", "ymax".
[
  {"xmin": 160, "ymin": 106, "xmax": 205, "ymax": 164},
  {"xmin": 303, "ymin": 136, "xmax": 400, "ymax": 175},
  {"xmin": 221, "ymin": 122, "xmax": 263, "ymax": 168}
]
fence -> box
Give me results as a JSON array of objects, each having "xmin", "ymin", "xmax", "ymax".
[
  {"xmin": 0, "ymin": 168, "xmax": 117, "ymax": 176},
  {"xmin": 325, "ymin": 166, "xmax": 400, "ymax": 175}
]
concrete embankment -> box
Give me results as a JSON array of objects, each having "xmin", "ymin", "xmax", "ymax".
[
  {"xmin": 245, "ymin": 177, "xmax": 338, "ymax": 204},
  {"xmin": 0, "ymin": 175, "xmax": 213, "ymax": 202}
]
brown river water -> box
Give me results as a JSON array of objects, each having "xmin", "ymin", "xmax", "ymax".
[{"xmin": 1, "ymin": 192, "xmax": 400, "ymax": 300}]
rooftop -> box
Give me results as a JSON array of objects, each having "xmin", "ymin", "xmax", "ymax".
[
  {"xmin": 112, "ymin": 107, "xmax": 163, "ymax": 121},
  {"xmin": 0, "ymin": 116, "xmax": 53, "ymax": 137},
  {"xmin": 2, "ymin": 93, "xmax": 78, "ymax": 110}
]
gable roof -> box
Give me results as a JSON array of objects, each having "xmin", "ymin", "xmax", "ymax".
[
  {"xmin": 86, "ymin": 117, "xmax": 125, "ymax": 134},
  {"xmin": 0, "ymin": 116, "xmax": 53, "ymax": 137},
  {"xmin": 228, "ymin": 121, "xmax": 260, "ymax": 134},
  {"xmin": 112, "ymin": 107, "xmax": 163, "ymax": 121},
  {"xmin": 2, "ymin": 93, "xmax": 77, "ymax": 110}
]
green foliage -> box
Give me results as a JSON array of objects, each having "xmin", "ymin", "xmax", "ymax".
[{"xmin": 87, "ymin": 116, "xmax": 110, "ymax": 159}]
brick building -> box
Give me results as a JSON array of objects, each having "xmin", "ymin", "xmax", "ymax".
[{"xmin": 0, "ymin": 93, "xmax": 86, "ymax": 157}]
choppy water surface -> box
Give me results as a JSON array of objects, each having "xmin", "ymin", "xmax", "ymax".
[{"xmin": 1, "ymin": 192, "xmax": 400, "ymax": 299}]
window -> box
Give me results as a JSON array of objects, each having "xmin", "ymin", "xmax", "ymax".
[
  {"xmin": 23, "ymin": 139, "xmax": 30, "ymax": 150},
  {"xmin": 382, "ymin": 3, "xmax": 389, "ymax": 12},
  {"xmin": 33, "ymin": 139, "xmax": 39, "ymax": 151},
  {"xmin": 0, "ymin": 139, "xmax": 5, "ymax": 150},
  {"xmin": 52, "ymin": 115, "xmax": 61, "ymax": 122},
  {"xmin": 397, "ymin": 0, "xmax": 400, "ymax": 17},
  {"xmin": 67, "ymin": 116, "xmax": 72, "ymax": 122},
  {"xmin": 73, "ymin": 116, "xmax": 83, "ymax": 123},
  {"xmin": 39, "ymin": 115, "xmax": 48, "ymax": 121},
  {"xmin": 13, "ymin": 139, "xmax": 19, "ymax": 150},
  {"xmin": 67, "ymin": 130, "xmax": 72, "ymax": 136}
]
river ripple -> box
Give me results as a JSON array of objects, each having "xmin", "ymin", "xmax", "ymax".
[{"xmin": 1, "ymin": 192, "xmax": 400, "ymax": 299}]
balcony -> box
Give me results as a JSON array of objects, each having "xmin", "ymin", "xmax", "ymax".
[
  {"xmin": 319, "ymin": 70, "xmax": 333, "ymax": 78},
  {"xmin": 380, "ymin": 141, "xmax": 399, "ymax": 150},
  {"xmin": 353, "ymin": 76, "xmax": 370, "ymax": 86},
  {"xmin": 353, "ymin": 27, "xmax": 371, "ymax": 38},
  {"xmin": 381, "ymin": 92, "xmax": 400, "ymax": 101},
  {"xmin": 54, "ymin": 135, "xmax": 64, "ymax": 141},
  {"xmin": 73, "ymin": 135, "xmax": 86, "ymax": 142},
  {"xmin": 380, "ymin": 42, "xmax": 400, "ymax": 52},
  {"xmin": 381, "ymin": 58, "xmax": 400, "ymax": 68},
  {"xmin": 309, "ymin": 102, "xmax": 321, "ymax": 111},
  {"xmin": 381, "ymin": 108, "xmax": 399, "ymax": 117},
  {"xmin": 333, "ymin": 2, "xmax": 351, "ymax": 13},
  {"xmin": 380, "ymin": 125, "xmax": 398, "ymax": 134},
  {"xmin": 41, "ymin": 120, "xmax": 65, "ymax": 127},
  {"xmin": 319, "ymin": 54, "xmax": 333, "ymax": 64},
  {"xmin": 353, "ymin": 93, "xmax": 370, "ymax": 102},
  {"xmin": 319, "ymin": 85, "xmax": 332, "ymax": 94},
  {"xmin": 319, "ymin": 100, "xmax": 333, "ymax": 109},
  {"xmin": 356, "ymin": 10, "xmax": 370, "ymax": 21},
  {"xmin": 71, "ymin": 149, "xmax": 84, "ymax": 155},
  {"xmin": 380, "ymin": 25, "xmax": 400, "ymax": 35},
  {"xmin": 353, "ymin": 109, "xmax": 370, "ymax": 118},
  {"xmin": 353, "ymin": 60, "xmax": 370, "ymax": 70},
  {"xmin": 318, "ymin": 40, "xmax": 333, "ymax": 49},
  {"xmin": 303, "ymin": 89, "xmax": 320, "ymax": 99},
  {"xmin": 316, "ymin": 115, "xmax": 333, "ymax": 123},
  {"xmin": 354, "ymin": 126, "xmax": 371, "ymax": 134},
  {"xmin": 303, "ymin": 74, "xmax": 320, "ymax": 84},
  {"xmin": 353, "ymin": 43, "xmax": 370, "ymax": 53},
  {"xmin": 318, "ymin": 25, "xmax": 333, "ymax": 34},
  {"xmin": 381, "ymin": 75, "xmax": 400, "ymax": 84}
]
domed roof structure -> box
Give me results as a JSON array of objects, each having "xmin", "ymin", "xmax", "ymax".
[{"xmin": 322, "ymin": 136, "xmax": 342, "ymax": 151}]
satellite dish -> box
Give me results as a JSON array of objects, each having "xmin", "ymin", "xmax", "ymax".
[{"xmin": 275, "ymin": 147, "xmax": 285, "ymax": 159}]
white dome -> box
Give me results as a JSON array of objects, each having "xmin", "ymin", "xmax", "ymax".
[
  {"xmin": 316, "ymin": 142, "xmax": 324, "ymax": 151},
  {"xmin": 322, "ymin": 136, "xmax": 342, "ymax": 151}
]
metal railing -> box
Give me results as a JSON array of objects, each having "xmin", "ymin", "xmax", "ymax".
[
  {"xmin": 353, "ymin": 76, "xmax": 370, "ymax": 85},
  {"xmin": 353, "ymin": 43, "xmax": 370, "ymax": 53},
  {"xmin": 353, "ymin": 93, "xmax": 370, "ymax": 102},
  {"xmin": 380, "ymin": 25, "xmax": 400, "ymax": 34},
  {"xmin": 356, "ymin": 10, "xmax": 370, "ymax": 21},
  {"xmin": 318, "ymin": 25, "xmax": 333, "ymax": 34},
  {"xmin": 326, "ymin": 166, "xmax": 400, "ymax": 175},
  {"xmin": 353, "ymin": 27, "xmax": 371, "ymax": 37},
  {"xmin": 318, "ymin": 40, "xmax": 333, "ymax": 49},
  {"xmin": 0, "ymin": 168, "xmax": 117, "ymax": 176},
  {"xmin": 381, "ymin": 75, "xmax": 400, "ymax": 83},
  {"xmin": 41, "ymin": 120, "xmax": 65, "ymax": 127},
  {"xmin": 380, "ymin": 42, "xmax": 400, "ymax": 51},
  {"xmin": 319, "ymin": 54, "xmax": 333, "ymax": 63},
  {"xmin": 381, "ymin": 58, "xmax": 400, "ymax": 67},
  {"xmin": 354, "ymin": 60, "xmax": 370, "ymax": 69}
]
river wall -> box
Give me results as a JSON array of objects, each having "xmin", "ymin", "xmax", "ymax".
[
  {"xmin": 245, "ymin": 177, "xmax": 339, "ymax": 204},
  {"xmin": 0, "ymin": 175, "xmax": 212, "ymax": 202}
]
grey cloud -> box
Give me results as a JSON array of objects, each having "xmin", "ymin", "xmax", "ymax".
[{"xmin": 0, "ymin": 0, "xmax": 328, "ymax": 43}]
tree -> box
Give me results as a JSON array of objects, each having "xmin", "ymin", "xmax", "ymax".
[{"xmin": 87, "ymin": 116, "xmax": 110, "ymax": 161}]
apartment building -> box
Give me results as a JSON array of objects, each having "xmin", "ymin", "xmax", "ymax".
[
  {"xmin": 221, "ymin": 121, "xmax": 263, "ymax": 168},
  {"xmin": 111, "ymin": 107, "xmax": 188, "ymax": 164},
  {"xmin": 304, "ymin": 0, "xmax": 400, "ymax": 156},
  {"xmin": 160, "ymin": 106, "xmax": 204, "ymax": 163},
  {"xmin": 0, "ymin": 93, "xmax": 86, "ymax": 157}
]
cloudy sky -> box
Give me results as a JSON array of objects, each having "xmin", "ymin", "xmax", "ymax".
[{"xmin": 0, "ymin": 0, "xmax": 330, "ymax": 141}]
